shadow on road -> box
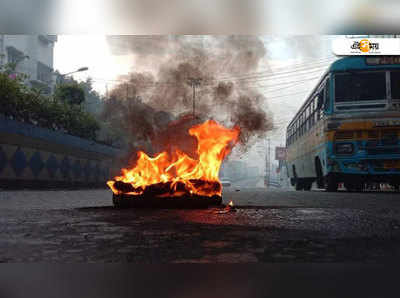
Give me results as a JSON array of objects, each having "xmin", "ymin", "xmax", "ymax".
[
  {"xmin": 310, "ymin": 189, "xmax": 400, "ymax": 195},
  {"xmin": 75, "ymin": 205, "xmax": 322, "ymax": 213}
]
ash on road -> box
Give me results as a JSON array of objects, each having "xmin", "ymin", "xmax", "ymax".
[{"xmin": 0, "ymin": 188, "xmax": 400, "ymax": 262}]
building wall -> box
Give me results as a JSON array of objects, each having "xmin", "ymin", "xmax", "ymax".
[{"xmin": 0, "ymin": 35, "xmax": 57, "ymax": 93}]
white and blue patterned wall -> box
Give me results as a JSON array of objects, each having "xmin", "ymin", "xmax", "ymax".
[
  {"xmin": 0, "ymin": 116, "xmax": 122, "ymax": 187},
  {"xmin": 0, "ymin": 143, "xmax": 111, "ymax": 182}
]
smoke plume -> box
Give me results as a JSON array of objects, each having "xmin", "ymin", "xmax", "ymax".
[{"xmin": 102, "ymin": 36, "xmax": 273, "ymax": 155}]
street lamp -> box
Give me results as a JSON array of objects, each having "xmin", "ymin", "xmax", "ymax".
[
  {"xmin": 56, "ymin": 66, "xmax": 89, "ymax": 85},
  {"xmin": 60, "ymin": 66, "xmax": 89, "ymax": 77}
]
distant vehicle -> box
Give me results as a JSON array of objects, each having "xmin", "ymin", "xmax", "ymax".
[
  {"xmin": 286, "ymin": 56, "xmax": 400, "ymax": 192},
  {"xmin": 221, "ymin": 180, "xmax": 231, "ymax": 187}
]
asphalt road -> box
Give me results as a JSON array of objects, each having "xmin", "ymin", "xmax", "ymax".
[{"xmin": 0, "ymin": 187, "xmax": 400, "ymax": 262}]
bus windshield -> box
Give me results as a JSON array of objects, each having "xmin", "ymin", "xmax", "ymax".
[
  {"xmin": 335, "ymin": 72, "xmax": 386, "ymax": 102},
  {"xmin": 391, "ymin": 71, "xmax": 400, "ymax": 100}
]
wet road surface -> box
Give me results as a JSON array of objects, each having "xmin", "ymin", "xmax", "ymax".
[{"xmin": 0, "ymin": 187, "xmax": 400, "ymax": 262}]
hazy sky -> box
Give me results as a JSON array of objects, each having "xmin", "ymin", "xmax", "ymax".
[{"xmin": 54, "ymin": 35, "xmax": 133, "ymax": 94}]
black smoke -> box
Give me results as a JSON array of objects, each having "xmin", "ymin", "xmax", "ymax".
[{"xmin": 102, "ymin": 36, "xmax": 273, "ymax": 154}]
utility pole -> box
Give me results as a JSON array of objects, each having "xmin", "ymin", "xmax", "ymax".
[
  {"xmin": 266, "ymin": 138, "xmax": 271, "ymax": 187},
  {"xmin": 187, "ymin": 78, "xmax": 202, "ymax": 118},
  {"xmin": 268, "ymin": 139, "xmax": 271, "ymax": 184}
]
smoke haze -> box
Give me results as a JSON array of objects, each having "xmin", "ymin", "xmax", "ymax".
[{"xmin": 102, "ymin": 36, "xmax": 273, "ymax": 156}]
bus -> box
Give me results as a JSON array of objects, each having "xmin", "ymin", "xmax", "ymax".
[{"xmin": 286, "ymin": 56, "xmax": 400, "ymax": 192}]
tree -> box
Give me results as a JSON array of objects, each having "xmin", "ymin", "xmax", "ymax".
[
  {"xmin": 79, "ymin": 78, "xmax": 104, "ymax": 115},
  {"xmin": 54, "ymin": 82, "xmax": 86, "ymax": 105},
  {"xmin": 0, "ymin": 71, "xmax": 99, "ymax": 140}
]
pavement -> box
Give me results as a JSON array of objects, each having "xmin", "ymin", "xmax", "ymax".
[{"xmin": 0, "ymin": 186, "xmax": 400, "ymax": 262}]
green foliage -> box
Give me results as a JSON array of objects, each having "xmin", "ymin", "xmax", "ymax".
[
  {"xmin": 0, "ymin": 61, "xmax": 29, "ymax": 81},
  {"xmin": 54, "ymin": 82, "xmax": 86, "ymax": 105},
  {"xmin": 79, "ymin": 78, "xmax": 104, "ymax": 115},
  {"xmin": 0, "ymin": 60, "xmax": 16, "ymax": 74},
  {"xmin": 0, "ymin": 72, "xmax": 100, "ymax": 140}
]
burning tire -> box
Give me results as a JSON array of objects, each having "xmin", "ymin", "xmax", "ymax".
[
  {"xmin": 107, "ymin": 120, "xmax": 238, "ymax": 209},
  {"xmin": 112, "ymin": 192, "xmax": 222, "ymax": 209},
  {"xmin": 112, "ymin": 194, "xmax": 129, "ymax": 208}
]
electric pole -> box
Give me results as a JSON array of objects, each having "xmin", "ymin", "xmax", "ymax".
[
  {"xmin": 266, "ymin": 138, "xmax": 271, "ymax": 187},
  {"xmin": 187, "ymin": 78, "xmax": 202, "ymax": 118}
]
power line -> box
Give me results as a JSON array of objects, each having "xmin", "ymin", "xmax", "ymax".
[
  {"xmin": 213, "ymin": 64, "xmax": 331, "ymax": 84},
  {"xmin": 210, "ymin": 57, "xmax": 336, "ymax": 82},
  {"xmin": 196, "ymin": 65, "xmax": 330, "ymax": 88},
  {"xmin": 213, "ymin": 55, "xmax": 336, "ymax": 81},
  {"xmin": 262, "ymin": 80, "xmax": 316, "ymax": 94},
  {"xmin": 92, "ymin": 74, "xmax": 318, "ymax": 104},
  {"xmin": 88, "ymin": 56, "xmax": 337, "ymax": 87},
  {"xmin": 264, "ymin": 90, "xmax": 311, "ymax": 101},
  {"xmin": 254, "ymin": 75, "xmax": 320, "ymax": 89},
  {"xmin": 89, "ymin": 65, "xmax": 328, "ymax": 89}
]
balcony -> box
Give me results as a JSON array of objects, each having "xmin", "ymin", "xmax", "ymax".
[{"xmin": 38, "ymin": 35, "xmax": 58, "ymax": 44}]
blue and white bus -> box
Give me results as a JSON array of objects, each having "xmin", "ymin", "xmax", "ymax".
[{"xmin": 286, "ymin": 56, "xmax": 400, "ymax": 191}]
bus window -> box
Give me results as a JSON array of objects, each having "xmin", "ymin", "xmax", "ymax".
[
  {"xmin": 310, "ymin": 100, "xmax": 315, "ymax": 127},
  {"xmin": 309, "ymin": 104, "xmax": 314, "ymax": 127},
  {"xmin": 312, "ymin": 97, "xmax": 316, "ymax": 112},
  {"xmin": 335, "ymin": 72, "xmax": 386, "ymax": 102},
  {"xmin": 298, "ymin": 116, "xmax": 301, "ymax": 136},
  {"xmin": 307, "ymin": 117, "xmax": 311, "ymax": 131},
  {"xmin": 324, "ymin": 80, "xmax": 330, "ymax": 109},
  {"xmin": 391, "ymin": 71, "xmax": 400, "ymax": 100},
  {"xmin": 304, "ymin": 108, "xmax": 308, "ymax": 132},
  {"xmin": 305, "ymin": 112, "xmax": 308, "ymax": 132},
  {"xmin": 315, "ymin": 109, "xmax": 318, "ymax": 123}
]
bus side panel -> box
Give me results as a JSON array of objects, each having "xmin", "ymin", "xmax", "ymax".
[
  {"xmin": 287, "ymin": 139, "xmax": 297, "ymax": 180},
  {"xmin": 315, "ymin": 120, "xmax": 330, "ymax": 177},
  {"xmin": 287, "ymin": 119, "xmax": 327, "ymax": 180}
]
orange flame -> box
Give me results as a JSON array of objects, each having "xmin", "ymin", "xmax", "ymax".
[{"xmin": 107, "ymin": 120, "xmax": 240, "ymax": 197}]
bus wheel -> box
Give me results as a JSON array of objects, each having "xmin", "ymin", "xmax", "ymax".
[
  {"xmin": 325, "ymin": 175, "xmax": 338, "ymax": 192},
  {"xmin": 315, "ymin": 158, "xmax": 324, "ymax": 188},
  {"xmin": 295, "ymin": 179, "xmax": 304, "ymax": 191},
  {"xmin": 303, "ymin": 180, "xmax": 312, "ymax": 191}
]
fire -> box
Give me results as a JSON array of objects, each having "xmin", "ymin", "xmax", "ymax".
[
  {"xmin": 228, "ymin": 201, "xmax": 234, "ymax": 207},
  {"xmin": 107, "ymin": 120, "xmax": 240, "ymax": 197}
]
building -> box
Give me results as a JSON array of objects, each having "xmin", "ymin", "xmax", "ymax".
[{"xmin": 0, "ymin": 35, "xmax": 57, "ymax": 94}]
